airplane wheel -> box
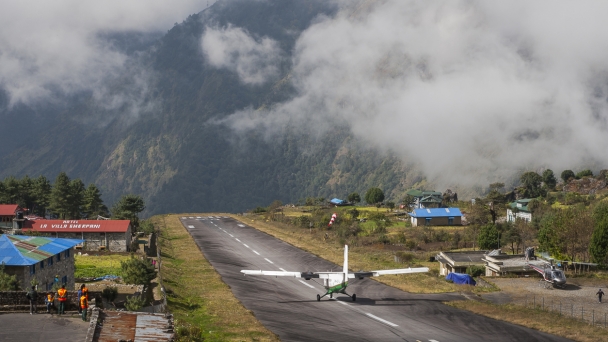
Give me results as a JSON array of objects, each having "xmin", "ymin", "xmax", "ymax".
[
  {"xmin": 352, "ymin": 294, "xmax": 356, "ymax": 302},
  {"xmin": 317, "ymin": 294, "xmax": 320, "ymax": 301},
  {"xmin": 330, "ymin": 293, "xmax": 333, "ymax": 298}
]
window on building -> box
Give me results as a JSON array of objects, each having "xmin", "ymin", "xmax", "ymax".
[
  {"xmin": 40, "ymin": 260, "xmax": 44, "ymax": 269},
  {"xmin": 57, "ymin": 253, "xmax": 61, "ymax": 262},
  {"xmin": 448, "ymin": 217, "xmax": 454, "ymax": 225},
  {"xmin": 48, "ymin": 256, "xmax": 53, "ymax": 266},
  {"xmin": 425, "ymin": 218, "xmax": 432, "ymax": 225},
  {"xmin": 65, "ymin": 249, "xmax": 70, "ymax": 258},
  {"xmin": 30, "ymin": 264, "xmax": 35, "ymax": 275}
]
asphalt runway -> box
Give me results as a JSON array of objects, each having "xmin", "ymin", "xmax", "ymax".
[{"xmin": 181, "ymin": 216, "xmax": 571, "ymax": 342}]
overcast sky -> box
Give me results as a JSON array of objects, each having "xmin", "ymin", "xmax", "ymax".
[
  {"xmin": 216, "ymin": 0, "xmax": 608, "ymax": 189},
  {"xmin": 0, "ymin": 0, "xmax": 208, "ymax": 108}
]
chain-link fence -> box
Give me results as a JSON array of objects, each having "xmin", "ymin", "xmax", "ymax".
[{"xmin": 522, "ymin": 294, "xmax": 608, "ymax": 328}]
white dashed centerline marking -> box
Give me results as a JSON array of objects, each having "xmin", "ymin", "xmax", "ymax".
[
  {"xmin": 187, "ymin": 225, "xmax": 195, "ymax": 229},
  {"xmin": 298, "ymin": 280, "xmax": 315, "ymax": 289},
  {"xmin": 279, "ymin": 268, "xmax": 287, "ymax": 272},
  {"xmin": 237, "ymin": 224, "xmax": 245, "ymax": 227},
  {"xmin": 252, "ymin": 250, "xmax": 260, "ymax": 255},
  {"xmin": 229, "ymin": 234, "xmax": 234, "ymax": 237},
  {"xmin": 243, "ymin": 244, "xmax": 250, "ymax": 248},
  {"xmin": 235, "ymin": 239, "xmax": 241, "ymax": 242},
  {"xmin": 264, "ymin": 258, "xmax": 274, "ymax": 264},
  {"xmin": 365, "ymin": 313, "xmax": 398, "ymax": 327}
]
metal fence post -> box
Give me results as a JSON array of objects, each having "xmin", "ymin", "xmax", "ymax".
[
  {"xmin": 592, "ymin": 310, "xmax": 595, "ymax": 326},
  {"xmin": 542, "ymin": 297, "xmax": 544, "ymax": 311},
  {"xmin": 604, "ymin": 313, "xmax": 606, "ymax": 328},
  {"xmin": 559, "ymin": 302, "xmax": 562, "ymax": 316},
  {"xmin": 582, "ymin": 306, "xmax": 584, "ymax": 321},
  {"xmin": 534, "ymin": 295, "xmax": 536, "ymax": 309}
]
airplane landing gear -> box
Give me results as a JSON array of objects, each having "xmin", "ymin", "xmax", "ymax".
[
  {"xmin": 352, "ymin": 294, "xmax": 356, "ymax": 301},
  {"xmin": 317, "ymin": 294, "xmax": 321, "ymax": 301}
]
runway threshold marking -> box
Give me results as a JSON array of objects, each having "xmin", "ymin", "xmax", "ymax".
[
  {"xmin": 298, "ymin": 280, "xmax": 315, "ymax": 288},
  {"xmin": 253, "ymin": 250, "xmax": 260, "ymax": 255},
  {"xmin": 264, "ymin": 258, "xmax": 274, "ymax": 264},
  {"xmin": 365, "ymin": 313, "xmax": 398, "ymax": 327}
]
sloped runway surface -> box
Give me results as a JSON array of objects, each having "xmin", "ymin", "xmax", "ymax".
[{"xmin": 182, "ymin": 216, "xmax": 571, "ymax": 342}]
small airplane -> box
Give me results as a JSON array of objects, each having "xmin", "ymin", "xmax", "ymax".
[
  {"xmin": 527, "ymin": 263, "xmax": 567, "ymax": 288},
  {"xmin": 241, "ymin": 245, "xmax": 429, "ymax": 301}
]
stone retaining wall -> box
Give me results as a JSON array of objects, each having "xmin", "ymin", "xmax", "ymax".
[{"xmin": 0, "ymin": 291, "xmax": 101, "ymax": 311}]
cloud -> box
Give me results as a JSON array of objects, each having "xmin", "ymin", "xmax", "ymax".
[
  {"xmin": 201, "ymin": 25, "xmax": 283, "ymax": 85},
  {"xmin": 0, "ymin": 0, "xmax": 208, "ymax": 111},
  {"xmin": 222, "ymin": 0, "xmax": 608, "ymax": 188}
]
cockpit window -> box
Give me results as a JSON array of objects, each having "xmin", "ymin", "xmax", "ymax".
[{"xmin": 552, "ymin": 271, "xmax": 565, "ymax": 280}]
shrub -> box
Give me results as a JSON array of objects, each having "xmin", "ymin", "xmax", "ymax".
[
  {"xmin": 394, "ymin": 251, "xmax": 415, "ymax": 263},
  {"xmin": 124, "ymin": 295, "xmax": 146, "ymax": 311},
  {"xmin": 293, "ymin": 215, "xmax": 311, "ymax": 228},
  {"xmin": 466, "ymin": 265, "xmax": 485, "ymax": 277},
  {"xmin": 102, "ymin": 286, "xmax": 118, "ymax": 302}
]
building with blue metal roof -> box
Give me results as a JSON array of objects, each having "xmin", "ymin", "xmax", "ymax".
[
  {"xmin": 409, "ymin": 208, "xmax": 462, "ymax": 227},
  {"xmin": 0, "ymin": 235, "xmax": 83, "ymax": 291}
]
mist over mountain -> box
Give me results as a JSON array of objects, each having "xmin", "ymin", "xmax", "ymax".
[{"xmin": 1, "ymin": 0, "xmax": 608, "ymax": 215}]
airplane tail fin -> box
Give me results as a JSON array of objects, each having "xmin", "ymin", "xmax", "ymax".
[{"xmin": 343, "ymin": 245, "xmax": 348, "ymax": 275}]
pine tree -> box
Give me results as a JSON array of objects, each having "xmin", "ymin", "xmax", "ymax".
[
  {"xmin": 49, "ymin": 172, "xmax": 71, "ymax": 219},
  {"xmin": 32, "ymin": 175, "xmax": 52, "ymax": 217},
  {"xmin": 69, "ymin": 179, "xmax": 85, "ymax": 219},
  {"xmin": 83, "ymin": 184, "xmax": 105, "ymax": 218}
]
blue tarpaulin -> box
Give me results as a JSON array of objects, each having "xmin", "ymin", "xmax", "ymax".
[{"xmin": 446, "ymin": 272, "xmax": 476, "ymax": 285}]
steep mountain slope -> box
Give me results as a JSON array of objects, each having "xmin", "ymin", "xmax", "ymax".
[{"xmin": 0, "ymin": 0, "xmax": 420, "ymax": 214}]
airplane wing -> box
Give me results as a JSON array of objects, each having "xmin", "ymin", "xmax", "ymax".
[
  {"xmin": 350, "ymin": 267, "xmax": 429, "ymax": 279},
  {"xmin": 241, "ymin": 270, "xmax": 303, "ymax": 277}
]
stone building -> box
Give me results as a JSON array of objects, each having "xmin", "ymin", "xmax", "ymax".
[
  {"xmin": 22, "ymin": 219, "xmax": 132, "ymax": 252},
  {"xmin": 0, "ymin": 204, "xmax": 23, "ymax": 230},
  {"xmin": 0, "ymin": 234, "xmax": 82, "ymax": 291}
]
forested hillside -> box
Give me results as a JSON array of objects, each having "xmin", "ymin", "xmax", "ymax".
[{"xmin": 0, "ymin": 0, "xmax": 422, "ymax": 215}]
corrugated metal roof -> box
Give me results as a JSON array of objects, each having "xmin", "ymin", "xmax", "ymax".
[
  {"xmin": 22, "ymin": 219, "xmax": 131, "ymax": 233},
  {"xmin": 410, "ymin": 207, "xmax": 462, "ymax": 218},
  {"xmin": 0, "ymin": 235, "xmax": 83, "ymax": 266},
  {"xmin": 95, "ymin": 311, "xmax": 174, "ymax": 342},
  {"xmin": 0, "ymin": 204, "xmax": 20, "ymax": 216}
]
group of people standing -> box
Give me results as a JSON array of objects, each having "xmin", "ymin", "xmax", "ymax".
[{"xmin": 26, "ymin": 283, "xmax": 89, "ymax": 321}]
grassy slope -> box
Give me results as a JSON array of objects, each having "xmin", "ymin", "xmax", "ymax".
[{"xmin": 152, "ymin": 214, "xmax": 278, "ymax": 341}]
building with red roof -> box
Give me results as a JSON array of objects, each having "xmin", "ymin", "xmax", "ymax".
[
  {"xmin": 0, "ymin": 204, "xmax": 23, "ymax": 229},
  {"xmin": 22, "ymin": 219, "xmax": 132, "ymax": 252}
]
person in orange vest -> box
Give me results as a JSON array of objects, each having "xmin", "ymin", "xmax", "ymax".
[
  {"xmin": 80, "ymin": 293, "xmax": 88, "ymax": 321},
  {"xmin": 57, "ymin": 285, "xmax": 67, "ymax": 315},
  {"xmin": 82, "ymin": 283, "xmax": 89, "ymax": 300},
  {"xmin": 45, "ymin": 292, "xmax": 55, "ymax": 314}
]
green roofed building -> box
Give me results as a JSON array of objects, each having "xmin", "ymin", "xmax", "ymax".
[
  {"xmin": 0, "ymin": 234, "xmax": 83, "ymax": 291},
  {"xmin": 506, "ymin": 199, "xmax": 533, "ymax": 222}
]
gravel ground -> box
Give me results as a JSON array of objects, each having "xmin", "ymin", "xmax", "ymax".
[{"xmin": 483, "ymin": 277, "xmax": 608, "ymax": 327}]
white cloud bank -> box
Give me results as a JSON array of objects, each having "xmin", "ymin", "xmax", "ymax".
[
  {"xmin": 0, "ymin": 0, "xmax": 207, "ymax": 109},
  {"xmin": 222, "ymin": 0, "xmax": 608, "ymax": 187},
  {"xmin": 201, "ymin": 25, "xmax": 283, "ymax": 85}
]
